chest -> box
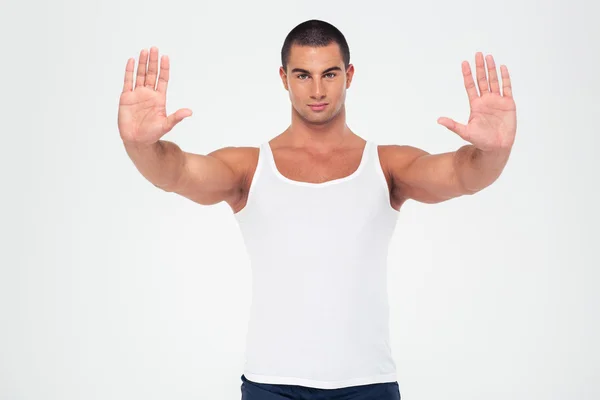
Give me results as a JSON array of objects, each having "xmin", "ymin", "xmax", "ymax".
[{"xmin": 271, "ymin": 147, "xmax": 366, "ymax": 184}]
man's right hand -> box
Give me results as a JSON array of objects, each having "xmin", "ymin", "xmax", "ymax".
[{"xmin": 118, "ymin": 47, "xmax": 192, "ymax": 147}]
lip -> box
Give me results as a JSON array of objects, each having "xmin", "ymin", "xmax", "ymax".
[{"xmin": 309, "ymin": 103, "xmax": 328, "ymax": 111}]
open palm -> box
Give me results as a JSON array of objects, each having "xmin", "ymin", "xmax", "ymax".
[
  {"xmin": 438, "ymin": 53, "xmax": 517, "ymax": 152},
  {"xmin": 118, "ymin": 47, "xmax": 192, "ymax": 146}
]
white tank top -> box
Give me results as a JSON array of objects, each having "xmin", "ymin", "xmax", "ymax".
[{"xmin": 233, "ymin": 139, "xmax": 400, "ymax": 389}]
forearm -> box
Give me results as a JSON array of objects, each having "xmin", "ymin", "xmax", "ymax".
[
  {"xmin": 453, "ymin": 144, "xmax": 511, "ymax": 193},
  {"xmin": 123, "ymin": 140, "xmax": 185, "ymax": 190}
]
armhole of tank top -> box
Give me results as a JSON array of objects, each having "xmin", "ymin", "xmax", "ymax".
[
  {"xmin": 234, "ymin": 144, "xmax": 263, "ymax": 219},
  {"xmin": 373, "ymin": 143, "xmax": 398, "ymax": 214}
]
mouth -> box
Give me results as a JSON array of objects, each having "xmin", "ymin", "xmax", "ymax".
[{"xmin": 308, "ymin": 103, "xmax": 328, "ymax": 111}]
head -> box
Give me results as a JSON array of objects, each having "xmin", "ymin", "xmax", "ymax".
[{"xmin": 280, "ymin": 19, "xmax": 354, "ymax": 125}]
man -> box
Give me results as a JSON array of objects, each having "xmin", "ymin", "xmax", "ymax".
[{"xmin": 118, "ymin": 19, "xmax": 516, "ymax": 400}]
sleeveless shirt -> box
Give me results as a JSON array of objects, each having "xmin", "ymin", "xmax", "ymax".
[{"xmin": 233, "ymin": 140, "xmax": 400, "ymax": 389}]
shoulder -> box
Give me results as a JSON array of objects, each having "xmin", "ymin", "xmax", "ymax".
[
  {"xmin": 206, "ymin": 145, "xmax": 260, "ymax": 199},
  {"xmin": 207, "ymin": 145, "xmax": 259, "ymax": 169},
  {"xmin": 376, "ymin": 144, "xmax": 431, "ymax": 208},
  {"xmin": 377, "ymin": 144, "xmax": 429, "ymax": 161},
  {"xmin": 376, "ymin": 144, "xmax": 430, "ymax": 180}
]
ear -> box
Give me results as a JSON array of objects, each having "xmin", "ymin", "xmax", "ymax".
[
  {"xmin": 279, "ymin": 66, "xmax": 289, "ymax": 91},
  {"xmin": 346, "ymin": 64, "xmax": 355, "ymax": 89}
]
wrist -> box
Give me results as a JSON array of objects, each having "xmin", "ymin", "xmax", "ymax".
[
  {"xmin": 476, "ymin": 145, "xmax": 511, "ymax": 162},
  {"xmin": 123, "ymin": 139, "xmax": 161, "ymax": 152}
]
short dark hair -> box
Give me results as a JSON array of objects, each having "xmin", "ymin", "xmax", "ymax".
[{"xmin": 281, "ymin": 19, "xmax": 350, "ymax": 73}]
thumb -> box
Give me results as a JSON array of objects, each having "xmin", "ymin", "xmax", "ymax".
[
  {"xmin": 165, "ymin": 108, "xmax": 193, "ymax": 132},
  {"xmin": 437, "ymin": 117, "xmax": 467, "ymax": 139}
]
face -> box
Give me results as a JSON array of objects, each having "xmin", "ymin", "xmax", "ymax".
[{"xmin": 279, "ymin": 43, "xmax": 354, "ymax": 125}]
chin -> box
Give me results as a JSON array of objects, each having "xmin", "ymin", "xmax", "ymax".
[
  {"xmin": 300, "ymin": 109, "xmax": 336, "ymax": 123},
  {"xmin": 306, "ymin": 115, "xmax": 334, "ymax": 125}
]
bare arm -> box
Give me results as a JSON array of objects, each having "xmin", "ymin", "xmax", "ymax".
[
  {"xmin": 123, "ymin": 140, "xmax": 185, "ymax": 191},
  {"xmin": 386, "ymin": 144, "xmax": 510, "ymax": 204},
  {"xmin": 169, "ymin": 146, "xmax": 249, "ymax": 206},
  {"xmin": 119, "ymin": 47, "xmax": 247, "ymax": 208},
  {"xmin": 389, "ymin": 51, "xmax": 516, "ymax": 205},
  {"xmin": 124, "ymin": 139, "xmax": 247, "ymax": 206}
]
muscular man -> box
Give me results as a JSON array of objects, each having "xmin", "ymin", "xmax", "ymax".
[{"xmin": 118, "ymin": 19, "xmax": 516, "ymax": 400}]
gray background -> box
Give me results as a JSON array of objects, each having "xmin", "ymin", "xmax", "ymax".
[{"xmin": 1, "ymin": 0, "xmax": 598, "ymax": 399}]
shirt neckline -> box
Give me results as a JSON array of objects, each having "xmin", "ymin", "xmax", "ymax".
[{"xmin": 265, "ymin": 140, "xmax": 370, "ymax": 187}]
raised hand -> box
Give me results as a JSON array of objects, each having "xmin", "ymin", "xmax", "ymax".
[
  {"xmin": 118, "ymin": 47, "xmax": 192, "ymax": 146},
  {"xmin": 437, "ymin": 52, "xmax": 517, "ymax": 152}
]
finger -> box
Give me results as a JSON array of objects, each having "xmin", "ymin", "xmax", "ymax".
[
  {"xmin": 164, "ymin": 108, "xmax": 193, "ymax": 132},
  {"xmin": 156, "ymin": 55, "xmax": 170, "ymax": 94},
  {"xmin": 500, "ymin": 65, "xmax": 513, "ymax": 98},
  {"xmin": 475, "ymin": 52, "xmax": 489, "ymax": 95},
  {"xmin": 437, "ymin": 117, "xmax": 467, "ymax": 139},
  {"xmin": 122, "ymin": 58, "xmax": 134, "ymax": 93},
  {"xmin": 486, "ymin": 54, "xmax": 500, "ymax": 94},
  {"xmin": 462, "ymin": 61, "xmax": 478, "ymax": 103},
  {"xmin": 145, "ymin": 47, "xmax": 159, "ymax": 90},
  {"xmin": 135, "ymin": 49, "xmax": 148, "ymax": 89}
]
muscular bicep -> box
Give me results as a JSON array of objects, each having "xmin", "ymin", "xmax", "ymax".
[
  {"xmin": 171, "ymin": 147, "xmax": 249, "ymax": 207},
  {"xmin": 385, "ymin": 145, "xmax": 469, "ymax": 204}
]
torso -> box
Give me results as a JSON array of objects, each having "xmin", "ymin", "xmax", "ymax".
[{"xmin": 229, "ymin": 135, "xmax": 406, "ymax": 214}]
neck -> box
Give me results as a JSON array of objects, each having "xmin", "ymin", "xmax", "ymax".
[{"xmin": 284, "ymin": 105, "xmax": 355, "ymax": 151}]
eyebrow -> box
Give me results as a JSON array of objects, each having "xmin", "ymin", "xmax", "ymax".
[{"xmin": 290, "ymin": 66, "xmax": 343, "ymax": 74}]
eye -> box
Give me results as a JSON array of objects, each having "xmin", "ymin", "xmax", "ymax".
[
  {"xmin": 297, "ymin": 74, "xmax": 309, "ymax": 80},
  {"xmin": 325, "ymin": 73, "xmax": 337, "ymax": 78}
]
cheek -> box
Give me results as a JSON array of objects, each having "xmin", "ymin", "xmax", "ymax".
[
  {"xmin": 329, "ymin": 86, "xmax": 345, "ymax": 104},
  {"xmin": 289, "ymin": 87, "xmax": 305, "ymax": 103}
]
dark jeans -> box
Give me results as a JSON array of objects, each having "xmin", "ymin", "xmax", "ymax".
[{"xmin": 240, "ymin": 374, "xmax": 401, "ymax": 400}]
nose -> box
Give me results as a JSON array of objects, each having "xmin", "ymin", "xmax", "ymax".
[{"xmin": 310, "ymin": 79, "xmax": 326, "ymax": 100}]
